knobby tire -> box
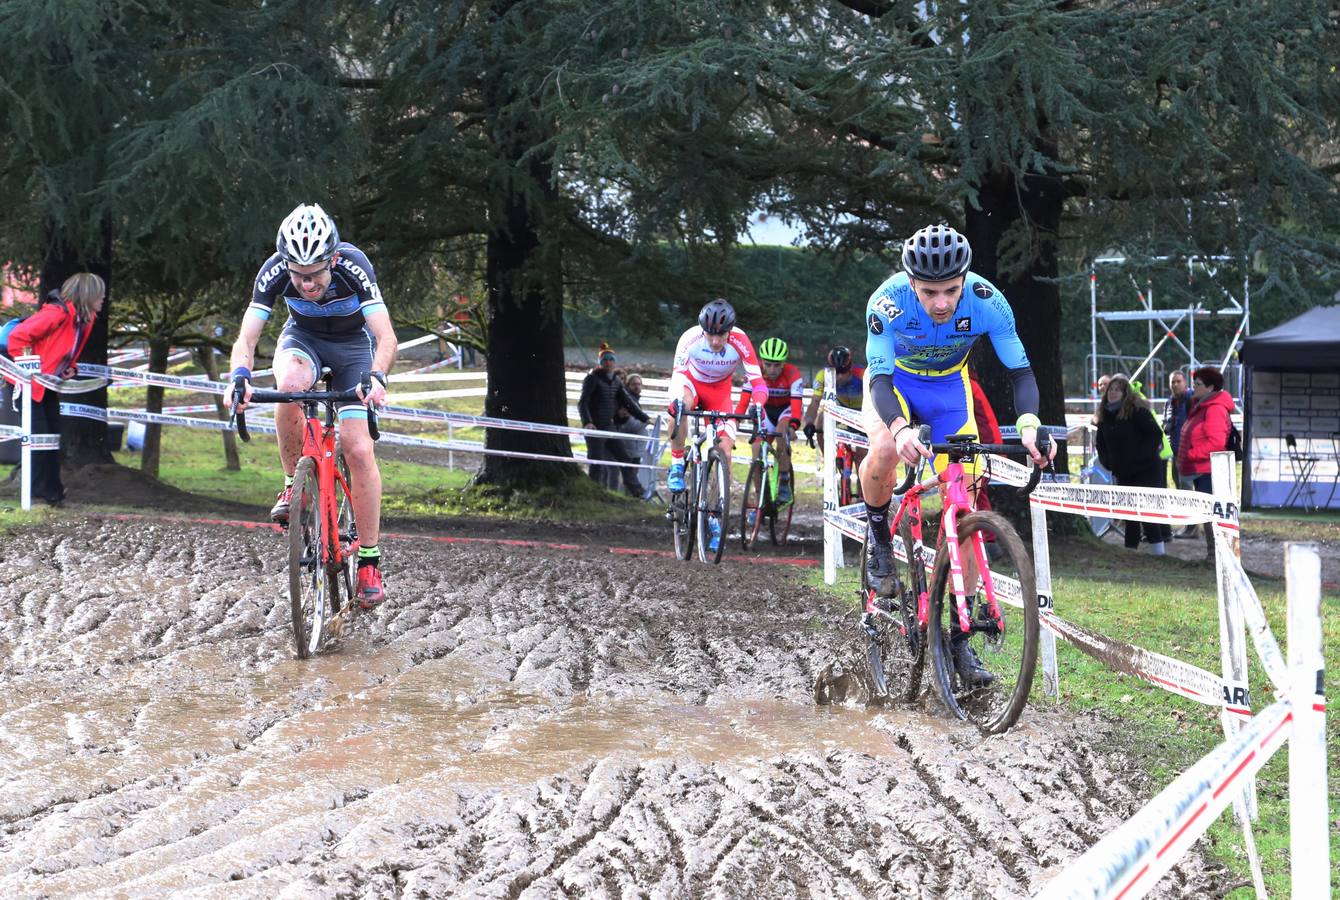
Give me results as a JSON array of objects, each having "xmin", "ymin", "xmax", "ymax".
[
  {"xmin": 863, "ymin": 516, "xmax": 926, "ymax": 703},
  {"xmin": 288, "ymin": 457, "xmax": 324, "ymax": 659},
  {"xmin": 927, "ymin": 510, "xmax": 1038, "ymax": 733}
]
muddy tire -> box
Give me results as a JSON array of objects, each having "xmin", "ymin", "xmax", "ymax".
[
  {"xmin": 331, "ymin": 448, "xmax": 356, "ymax": 616},
  {"xmin": 863, "ymin": 516, "xmax": 925, "ymax": 703},
  {"xmin": 740, "ymin": 460, "xmax": 765, "ymax": 551},
  {"xmin": 770, "ymin": 482, "xmax": 793, "ymax": 546},
  {"xmin": 696, "ymin": 450, "xmax": 729, "ymax": 565},
  {"xmin": 288, "ymin": 457, "xmax": 328, "ymax": 659},
  {"xmin": 670, "ymin": 463, "xmax": 696, "ymax": 561},
  {"xmin": 927, "ymin": 511, "xmax": 1038, "ymax": 734}
]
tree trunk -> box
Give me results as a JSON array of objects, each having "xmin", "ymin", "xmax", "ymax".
[
  {"xmin": 197, "ymin": 347, "xmax": 240, "ymax": 471},
  {"xmin": 140, "ymin": 339, "xmax": 170, "ymax": 478},
  {"xmin": 963, "ymin": 157, "xmax": 1068, "ymax": 460},
  {"xmin": 476, "ymin": 22, "xmax": 577, "ymax": 491},
  {"xmin": 963, "ymin": 149, "xmax": 1069, "ymax": 520},
  {"xmin": 41, "ymin": 223, "xmax": 114, "ymax": 467},
  {"xmin": 478, "ymin": 173, "xmax": 577, "ymax": 489}
]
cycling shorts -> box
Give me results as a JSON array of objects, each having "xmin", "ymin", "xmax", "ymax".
[
  {"xmin": 862, "ymin": 365, "xmax": 981, "ymax": 476},
  {"xmin": 672, "ymin": 373, "xmax": 741, "ymax": 441},
  {"xmin": 276, "ymin": 321, "xmax": 376, "ymax": 419},
  {"xmin": 758, "ymin": 403, "xmax": 794, "ymax": 436}
]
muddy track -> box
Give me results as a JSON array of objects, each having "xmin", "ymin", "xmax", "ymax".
[{"xmin": 0, "ymin": 517, "xmax": 1223, "ymax": 898}]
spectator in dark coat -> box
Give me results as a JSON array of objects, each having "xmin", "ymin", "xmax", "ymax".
[
  {"xmin": 612, "ymin": 372, "xmax": 652, "ymax": 498},
  {"xmin": 4, "ymin": 274, "xmax": 104, "ymax": 506},
  {"xmin": 1178, "ymin": 366, "xmax": 1235, "ymax": 561},
  {"xmin": 1163, "ymin": 369, "xmax": 1198, "ymax": 536},
  {"xmin": 578, "ymin": 343, "xmax": 649, "ymax": 495},
  {"xmin": 1096, "ymin": 374, "xmax": 1171, "ymax": 554}
]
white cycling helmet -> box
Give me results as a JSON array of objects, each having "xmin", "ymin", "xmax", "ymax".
[{"xmin": 276, "ymin": 203, "xmax": 340, "ymax": 266}]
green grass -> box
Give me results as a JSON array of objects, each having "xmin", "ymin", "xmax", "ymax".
[{"xmin": 806, "ymin": 534, "xmax": 1340, "ymax": 896}]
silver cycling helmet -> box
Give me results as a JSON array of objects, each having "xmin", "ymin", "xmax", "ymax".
[
  {"xmin": 276, "ymin": 203, "xmax": 340, "ymax": 266},
  {"xmin": 901, "ymin": 224, "xmax": 971, "ymax": 281},
  {"xmin": 698, "ymin": 298, "xmax": 737, "ymax": 335}
]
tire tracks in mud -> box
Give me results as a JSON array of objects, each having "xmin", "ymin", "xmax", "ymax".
[{"xmin": 0, "ymin": 516, "xmax": 1226, "ymax": 897}]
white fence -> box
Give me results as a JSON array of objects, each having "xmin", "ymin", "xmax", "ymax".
[{"xmin": 819, "ymin": 391, "xmax": 1329, "ymax": 897}]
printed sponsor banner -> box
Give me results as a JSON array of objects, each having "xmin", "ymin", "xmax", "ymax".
[
  {"xmin": 1031, "ymin": 480, "xmax": 1234, "ymax": 528},
  {"xmin": 832, "ymin": 427, "xmax": 870, "ymax": 449},
  {"xmin": 61, "ymin": 403, "xmax": 108, "ymax": 421},
  {"xmin": 822, "ymin": 400, "xmax": 864, "ymax": 431},
  {"xmin": 1039, "ymin": 611, "xmax": 1241, "ymax": 712}
]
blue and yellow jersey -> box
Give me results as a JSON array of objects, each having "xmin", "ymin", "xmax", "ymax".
[{"xmin": 864, "ymin": 271, "xmax": 1029, "ymax": 377}]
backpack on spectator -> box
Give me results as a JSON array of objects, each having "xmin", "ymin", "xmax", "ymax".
[
  {"xmin": 1226, "ymin": 420, "xmax": 1243, "ymax": 461},
  {"xmin": 0, "ymin": 292, "xmax": 65, "ymax": 360}
]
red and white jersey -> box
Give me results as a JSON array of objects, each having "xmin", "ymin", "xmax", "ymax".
[{"xmin": 672, "ymin": 326, "xmax": 768, "ymax": 403}]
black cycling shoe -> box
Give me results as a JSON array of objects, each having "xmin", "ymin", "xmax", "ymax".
[
  {"xmin": 950, "ymin": 635, "xmax": 996, "ymax": 688},
  {"xmin": 864, "ymin": 529, "xmax": 896, "ymax": 597}
]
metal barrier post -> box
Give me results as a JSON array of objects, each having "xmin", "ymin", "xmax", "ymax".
[
  {"xmin": 447, "ymin": 421, "xmax": 455, "ymax": 471},
  {"xmin": 1210, "ymin": 449, "xmax": 1255, "ymax": 819},
  {"xmin": 1031, "ymin": 499, "xmax": 1059, "ymax": 699},
  {"xmin": 1286, "ymin": 542, "xmax": 1329, "ymax": 895}
]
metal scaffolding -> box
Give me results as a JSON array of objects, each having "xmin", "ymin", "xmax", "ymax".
[{"xmin": 1088, "ymin": 254, "xmax": 1250, "ymax": 399}]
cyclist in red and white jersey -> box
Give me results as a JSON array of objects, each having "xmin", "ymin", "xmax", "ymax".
[
  {"xmin": 666, "ymin": 299, "xmax": 768, "ymax": 512},
  {"xmin": 733, "ymin": 337, "xmax": 802, "ymax": 503}
]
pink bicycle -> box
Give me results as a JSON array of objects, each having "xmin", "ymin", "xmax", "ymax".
[{"xmin": 862, "ymin": 426, "xmax": 1051, "ymax": 733}]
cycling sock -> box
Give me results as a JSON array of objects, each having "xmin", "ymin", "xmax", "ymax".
[
  {"xmin": 670, "ymin": 449, "xmax": 685, "ymax": 462},
  {"xmin": 866, "ymin": 500, "xmax": 892, "ymax": 540},
  {"xmin": 284, "ymin": 474, "xmax": 294, "ymax": 488},
  {"xmin": 357, "ymin": 545, "xmax": 380, "ymax": 568}
]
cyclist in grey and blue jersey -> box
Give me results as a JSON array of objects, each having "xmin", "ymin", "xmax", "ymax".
[{"xmin": 226, "ymin": 203, "xmax": 398, "ymax": 608}]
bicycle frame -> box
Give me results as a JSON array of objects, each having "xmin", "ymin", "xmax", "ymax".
[
  {"xmin": 888, "ymin": 460, "xmax": 1000, "ymax": 638},
  {"xmin": 887, "ymin": 434, "xmax": 1048, "ymax": 639},
  {"xmin": 297, "ymin": 398, "xmax": 355, "ymax": 574}
]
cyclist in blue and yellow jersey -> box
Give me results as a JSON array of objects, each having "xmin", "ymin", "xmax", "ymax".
[
  {"xmin": 860, "ymin": 224, "xmax": 1054, "ymax": 685},
  {"xmin": 801, "ymin": 346, "xmax": 866, "ymax": 454},
  {"xmin": 733, "ymin": 337, "xmax": 803, "ymax": 503},
  {"xmin": 225, "ymin": 203, "xmax": 398, "ymax": 608}
]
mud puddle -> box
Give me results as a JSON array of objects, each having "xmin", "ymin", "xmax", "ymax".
[{"xmin": 0, "ymin": 516, "xmax": 1223, "ymax": 898}]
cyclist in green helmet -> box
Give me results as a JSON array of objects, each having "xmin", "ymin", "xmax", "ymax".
[{"xmin": 734, "ymin": 336, "xmax": 803, "ymax": 504}]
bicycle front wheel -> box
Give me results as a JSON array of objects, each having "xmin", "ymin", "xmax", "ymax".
[
  {"xmin": 696, "ymin": 450, "xmax": 729, "ymax": 564},
  {"xmin": 288, "ymin": 457, "xmax": 331, "ymax": 659},
  {"xmin": 740, "ymin": 460, "xmax": 765, "ymax": 550},
  {"xmin": 770, "ymin": 473, "xmax": 793, "ymax": 546},
  {"xmin": 671, "ymin": 463, "xmax": 696, "ymax": 561},
  {"xmin": 329, "ymin": 449, "xmax": 356, "ymax": 619},
  {"xmin": 864, "ymin": 516, "xmax": 926, "ymax": 703},
  {"xmin": 927, "ymin": 511, "xmax": 1038, "ymax": 733}
]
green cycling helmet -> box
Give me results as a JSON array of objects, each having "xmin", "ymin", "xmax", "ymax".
[{"xmin": 758, "ymin": 337, "xmax": 789, "ymax": 362}]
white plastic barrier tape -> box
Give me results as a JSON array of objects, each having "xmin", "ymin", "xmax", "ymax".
[
  {"xmin": 1039, "ymin": 611, "xmax": 1248, "ymax": 715},
  {"xmin": 1037, "ymin": 698, "xmax": 1292, "ymax": 900}
]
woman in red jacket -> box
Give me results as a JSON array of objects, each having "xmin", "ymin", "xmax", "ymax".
[
  {"xmin": 6, "ymin": 273, "xmax": 104, "ymax": 505},
  {"xmin": 1177, "ymin": 365, "xmax": 1234, "ymax": 560}
]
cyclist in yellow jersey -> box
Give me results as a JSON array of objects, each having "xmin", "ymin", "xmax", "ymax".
[{"xmin": 801, "ymin": 347, "xmax": 865, "ymax": 453}]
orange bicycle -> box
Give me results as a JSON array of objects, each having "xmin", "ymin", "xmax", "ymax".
[{"xmin": 232, "ymin": 370, "xmax": 378, "ymax": 658}]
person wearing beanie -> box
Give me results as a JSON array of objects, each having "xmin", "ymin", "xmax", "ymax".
[{"xmin": 578, "ymin": 343, "xmax": 649, "ymax": 495}]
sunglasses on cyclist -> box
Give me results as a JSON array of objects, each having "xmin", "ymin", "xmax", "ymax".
[{"xmin": 287, "ymin": 261, "xmax": 334, "ymax": 284}]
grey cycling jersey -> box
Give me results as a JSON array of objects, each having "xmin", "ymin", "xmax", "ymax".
[{"xmin": 248, "ymin": 242, "xmax": 386, "ymax": 337}]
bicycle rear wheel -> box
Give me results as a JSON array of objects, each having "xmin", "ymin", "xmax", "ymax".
[
  {"xmin": 671, "ymin": 461, "xmax": 696, "ymax": 561},
  {"xmin": 740, "ymin": 460, "xmax": 765, "ymax": 550},
  {"xmin": 288, "ymin": 457, "xmax": 332, "ymax": 659},
  {"xmin": 863, "ymin": 516, "xmax": 925, "ymax": 703},
  {"xmin": 696, "ymin": 449, "xmax": 729, "ymax": 564},
  {"xmin": 927, "ymin": 511, "xmax": 1038, "ymax": 733}
]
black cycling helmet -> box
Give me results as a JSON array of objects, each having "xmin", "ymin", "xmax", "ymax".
[
  {"xmin": 698, "ymin": 298, "xmax": 736, "ymax": 335},
  {"xmin": 902, "ymin": 224, "xmax": 972, "ymax": 281},
  {"xmin": 827, "ymin": 346, "xmax": 853, "ymax": 373}
]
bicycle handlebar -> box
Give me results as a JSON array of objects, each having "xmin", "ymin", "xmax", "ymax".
[
  {"xmin": 893, "ymin": 426, "xmax": 1053, "ymax": 497},
  {"xmin": 229, "ymin": 385, "xmax": 380, "ymax": 444},
  {"xmin": 671, "ymin": 404, "xmax": 762, "ymax": 438}
]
